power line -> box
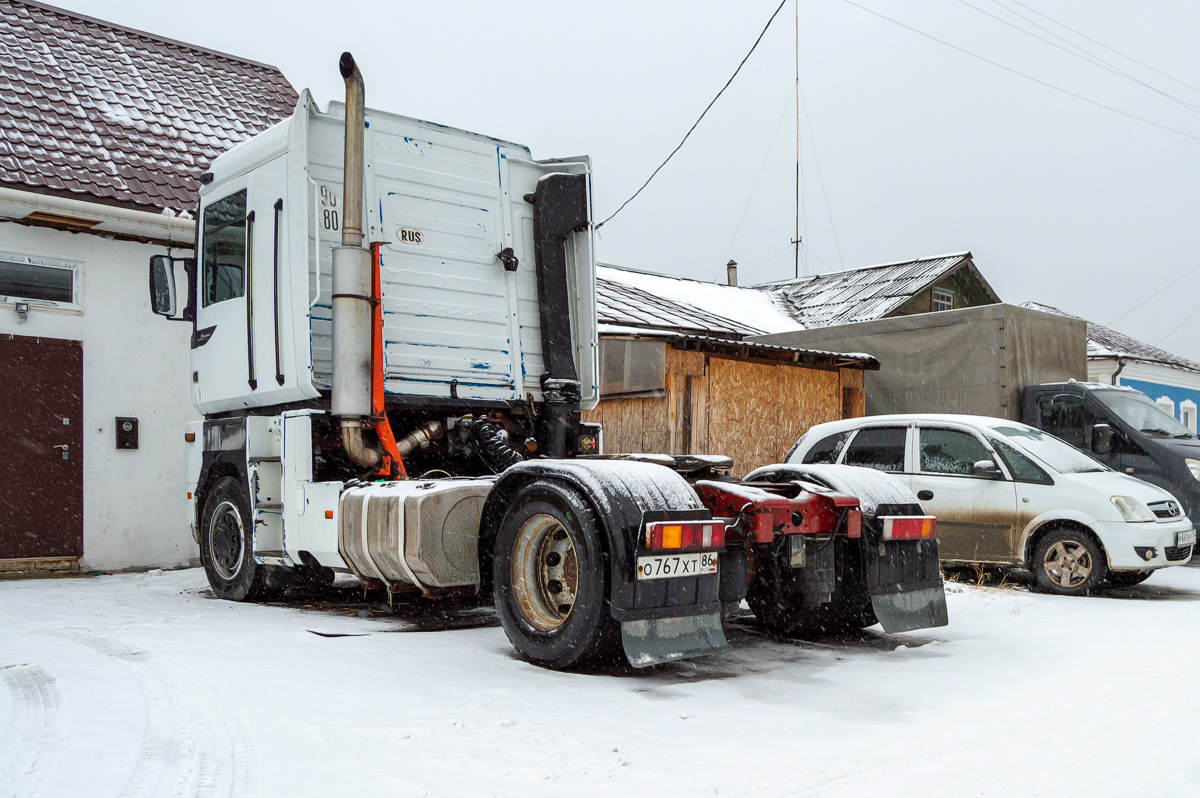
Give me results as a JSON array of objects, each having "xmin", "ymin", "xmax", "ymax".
[
  {"xmin": 1106, "ymin": 261, "xmax": 1200, "ymax": 325},
  {"xmin": 840, "ymin": 0, "xmax": 1200, "ymax": 143},
  {"xmin": 596, "ymin": 0, "xmax": 789, "ymax": 229},
  {"xmin": 1007, "ymin": 0, "xmax": 1200, "ymax": 98},
  {"xmin": 718, "ymin": 85, "xmax": 796, "ymax": 281},
  {"xmin": 1155, "ymin": 303, "xmax": 1200, "ymax": 345},
  {"xmin": 958, "ymin": 0, "xmax": 1200, "ymax": 117}
]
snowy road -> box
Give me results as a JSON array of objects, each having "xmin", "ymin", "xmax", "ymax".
[{"xmin": 2, "ymin": 566, "xmax": 1199, "ymax": 798}]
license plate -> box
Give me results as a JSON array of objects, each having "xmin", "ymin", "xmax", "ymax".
[
  {"xmin": 1178, "ymin": 529, "xmax": 1196, "ymax": 547},
  {"xmin": 636, "ymin": 552, "xmax": 718, "ymax": 580}
]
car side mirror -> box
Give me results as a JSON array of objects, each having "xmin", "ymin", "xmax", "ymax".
[
  {"xmin": 1092, "ymin": 423, "xmax": 1114, "ymax": 456},
  {"xmin": 149, "ymin": 254, "xmax": 195, "ymax": 321},
  {"xmin": 972, "ymin": 459, "xmax": 1003, "ymax": 479}
]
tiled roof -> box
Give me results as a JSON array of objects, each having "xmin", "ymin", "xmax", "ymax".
[
  {"xmin": 1022, "ymin": 302, "xmax": 1200, "ymax": 374},
  {"xmin": 0, "ymin": 0, "xmax": 297, "ymax": 213},
  {"xmin": 759, "ymin": 252, "xmax": 989, "ymax": 328},
  {"xmin": 597, "ymin": 275, "xmax": 766, "ymax": 338}
]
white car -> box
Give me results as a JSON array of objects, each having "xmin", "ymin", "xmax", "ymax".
[{"xmin": 784, "ymin": 414, "xmax": 1196, "ymax": 595}]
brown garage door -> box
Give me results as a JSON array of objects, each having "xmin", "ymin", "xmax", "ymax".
[{"xmin": 0, "ymin": 334, "xmax": 83, "ymax": 560}]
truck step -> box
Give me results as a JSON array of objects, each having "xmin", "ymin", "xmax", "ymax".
[{"xmin": 255, "ymin": 502, "xmax": 283, "ymax": 510}]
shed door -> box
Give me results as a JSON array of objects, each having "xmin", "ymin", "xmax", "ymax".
[{"xmin": 0, "ymin": 334, "xmax": 83, "ymax": 559}]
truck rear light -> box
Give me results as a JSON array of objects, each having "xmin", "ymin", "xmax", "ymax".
[
  {"xmin": 646, "ymin": 521, "xmax": 725, "ymax": 551},
  {"xmin": 880, "ymin": 516, "xmax": 936, "ymax": 541}
]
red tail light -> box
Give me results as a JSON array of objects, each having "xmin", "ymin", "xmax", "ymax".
[
  {"xmin": 880, "ymin": 516, "xmax": 936, "ymax": 541},
  {"xmin": 645, "ymin": 520, "xmax": 726, "ymax": 552}
]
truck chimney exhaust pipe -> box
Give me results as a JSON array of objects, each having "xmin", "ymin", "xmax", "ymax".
[{"xmin": 332, "ymin": 52, "xmax": 380, "ymax": 468}]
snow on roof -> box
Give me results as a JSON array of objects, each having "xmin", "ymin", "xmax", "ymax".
[
  {"xmin": 1022, "ymin": 302, "xmax": 1200, "ymax": 374},
  {"xmin": 0, "ymin": 0, "xmax": 297, "ymax": 213},
  {"xmin": 597, "ymin": 264, "xmax": 802, "ymax": 337},
  {"xmin": 759, "ymin": 252, "xmax": 992, "ymax": 328}
]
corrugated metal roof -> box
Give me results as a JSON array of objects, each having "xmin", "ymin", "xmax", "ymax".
[
  {"xmin": 760, "ymin": 252, "xmax": 979, "ymax": 328},
  {"xmin": 0, "ymin": 0, "xmax": 297, "ymax": 213},
  {"xmin": 1022, "ymin": 302, "xmax": 1200, "ymax": 374},
  {"xmin": 597, "ymin": 275, "xmax": 766, "ymax": 338}
]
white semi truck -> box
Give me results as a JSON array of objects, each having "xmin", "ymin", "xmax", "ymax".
[{"xmin": 149, "ymin": 54, "xmax": 946, "ymax": 670}]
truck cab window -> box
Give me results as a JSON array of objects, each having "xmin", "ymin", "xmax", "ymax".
[
  {"xmin": 801, "ymin": 431, "xmax": 850, "ymax": 464},
  {"xmin": 919, "ymin": 428, "xmax": 994, "ymax": 476},
  {"xmin": 842, "ymin": 427, "xmax": 906, "ymax": 472},
  {"xmin": 1036, "ymin": 393, "xmax": 1095, "ymax": 450},
  {"xmin": 201, "ymin": 190, "xmax": 248, "ymax": 307}
]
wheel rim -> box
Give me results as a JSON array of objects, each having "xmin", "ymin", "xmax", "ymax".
[
  {"xmin": 1042, "ymin": 539, "xmax": 1093, "ymax": 589},
  {"xmin": 207, "ymin": 500, "xmax": 245, "ymax": 581},
  {"xmin": 510, "ymin": 514, "xmax": 579, "ymax": 632}
]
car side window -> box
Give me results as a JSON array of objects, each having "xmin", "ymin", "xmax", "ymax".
[
  {"xmin": 919, "ymin": 427, "xmax": 995, "ymax": 476},
  {"xmin": 801, "ymin": 431, "xmax": 851, "ymax": 465},
  {"xmin": 1036, "ymin": 393, "xmax": 1095, "ymax": 450},
  {"xmin": 991, "ymin": 439, "xmax": 1053, "ymax": 485},
  {"xmin": 842, "ymin": 427, "xmax": 906, "ymax": 472}
]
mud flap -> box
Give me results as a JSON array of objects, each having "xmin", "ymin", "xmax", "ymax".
[
  {"xmin": 620, "ymin": 613, "xmax": 729, "ymax": 668},
  {"xmin": 871, "ymin": 586, "xmax": 948, "ymax": 633}
]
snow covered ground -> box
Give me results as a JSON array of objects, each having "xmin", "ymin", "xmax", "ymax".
[{"xmin": 3, "ymin": 565, "xmax": 1199, "ymax": 798}]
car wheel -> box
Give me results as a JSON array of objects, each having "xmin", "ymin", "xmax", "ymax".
[
  {"xmin": 1107, "ymin": 569, "xmax": 1153, "ymax": 587},
  {"xmin": 199, "ymin": 476, "xmax": 271, "ymax": 601},
  {"xmin": 492, "ymin": 479, "xmax": 621, "ymax": 670},
  {"xmin": 1032, "ymin": 527, "xmax": 1107, "ymax": 596}
]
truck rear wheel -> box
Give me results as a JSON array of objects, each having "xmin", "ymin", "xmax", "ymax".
[
  {"xmin": 748, "ymin": 537, "xmax": 875, "ymax": 637},
  {"xmin": 199, "ymin": 476, "xmax": 272, "ymax": 602},
  {"xmin": 492, "ymin": 479, "xmax": 620, "ymax": 669}
]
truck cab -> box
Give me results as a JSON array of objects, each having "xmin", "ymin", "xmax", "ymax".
[{"xmin": 1023, "ymin": 381, "xmax": 1200, "ymax": 526}]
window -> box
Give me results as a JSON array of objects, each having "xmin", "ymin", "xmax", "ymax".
[
  {"xmin": 600, "ymin": 338, "xmax": 666, "ymax": 397},
  {"xmin": 988, "ymin": 423, "xmax": 1107, "ymax": 474},
  {"xmin": 1182, "ymin": 400, "xmax": 1197, "ymax": 434},
  {"xmin": 931, "ymin": 287, "xmax": 954, "ymax": 312},
  {"xmin": 991, "ymin": 438, "xmax": 1052, "ymax": 484},
  {"xmin": 202, "ymin": 190, "xmax": 248, "ymax": 307},
  {"xmin": 1035, "ymin": 392, "xmax": 1095, "ymax": 450},
  {"xmin": 919, "ymin": 427, "xmax": 994, "ymax": 476},
  {"xmin": 843, "ymin": 427, "xmax": 906, "ymax": 472},
  {"xmin": 801, "ymin": 431, "xmax": 851, "ymax": 464},
  {"xmin": 0, "ymin": 257, "xmax": 75, "ymax": 305},
  {"xmin": 1156, "ymin": 396, "xmax": 1176, "ymax": 418}
]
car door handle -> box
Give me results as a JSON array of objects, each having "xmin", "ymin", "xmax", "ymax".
[{"xmin": 917, "ymin": 490, "xmax": 934, "ymax": 501}]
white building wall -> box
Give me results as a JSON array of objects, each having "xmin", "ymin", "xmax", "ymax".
[{"xmin": 0, "ymin": 221, "xmax": 199, "ymax": 571}]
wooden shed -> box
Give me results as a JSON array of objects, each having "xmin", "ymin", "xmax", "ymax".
[{"xmin": 583, "ymin": 333, "xmax": 876, "ymax": 477}]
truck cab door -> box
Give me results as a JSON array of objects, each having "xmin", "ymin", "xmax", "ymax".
[
  {"xmin": 1032, "ymin": 392, "xmax": 1121, "ymax": 470},
  {"xmin": 193, "ymin": 158, "xmax": 289, "ymax": 412}
]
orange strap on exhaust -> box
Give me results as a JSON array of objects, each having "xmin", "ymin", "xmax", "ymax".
[{"xmin": 371, "ymin": 242, "xmax": 406, "ymax": 478}]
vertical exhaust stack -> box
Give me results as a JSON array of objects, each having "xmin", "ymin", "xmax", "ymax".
[{"xmin": 332, "ymin": 52, "xmax": 380, "ymax": 468}]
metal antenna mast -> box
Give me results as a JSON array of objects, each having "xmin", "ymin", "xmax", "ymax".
[{"xmin": 793, "ymin": 0, "xmax": 801, "ymax": 279}]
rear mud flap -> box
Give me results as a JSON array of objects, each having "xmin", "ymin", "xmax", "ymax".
[
  {"xmin": 621, "ymin": 612, "xmax": 728, "ymax": 668},
  {"xmin": 871, "ymin": 586, "xmax": 948, "ymax": 633}
]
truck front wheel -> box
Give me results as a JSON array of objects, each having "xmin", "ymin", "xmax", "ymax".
[
  {"xmin": 492, "ymin": 479, "xmax": 620, "ymax": 669},
  {"xmin": 199, "ymin": 476, "xmax": 271, "ymax": 602}
]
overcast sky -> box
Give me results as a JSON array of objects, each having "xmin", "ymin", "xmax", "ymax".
[{"xmin": 58, "ymin": 0, "xmax": 1200, "ymax": 359}]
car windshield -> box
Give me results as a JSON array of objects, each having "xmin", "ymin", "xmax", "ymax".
[
  {"xmin": 1093, "ymin": 390, "xmax": 1194, "ymax": 438},
  {"xmin": 987, "ymin": 423, "xmax": 1108, "ymax": 474}
]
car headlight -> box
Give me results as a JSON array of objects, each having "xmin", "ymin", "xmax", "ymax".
[
  {"xmin": 1187, "ymin": 459, "xmax": 1200, "ymax": 481},
  {"xmin": 1111, "ymin": 495, "xmax": 1155, "ymax": 523}
]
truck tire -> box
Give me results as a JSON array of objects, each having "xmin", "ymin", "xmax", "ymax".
[
  {"xmin": 199, "ymin": 476, "xmax": 272, "ymax": 602},
  {"xmin": 1031, "ymin": 526, "xmax": 1107, "ymax": 596},
  {"xmin": 492, "ymin": 479, "xmax": 621, "ymax": 669},
  {"xmin": 1106, "ymin": 569, "xmax": 1152, "ymax": 587},
  {"xmin": 748, "ymin": 537, "xmax": 876, "ymax": 637}
]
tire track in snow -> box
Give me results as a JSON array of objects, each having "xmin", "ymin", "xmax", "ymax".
[
  {"xmin": 4, "ymin": 621, "xmax": 255, "ymax": 798},
  {"xmin": 0, "ymin": 663, "xmax": 64, "ymax": 798}
]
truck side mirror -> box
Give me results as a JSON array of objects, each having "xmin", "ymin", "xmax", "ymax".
[
  {"xmin": 972, "ymin": 459, "xmax": 1003, "ymax": 479},
  {"xmin": 149, "ymin": 254, "xmax": 195, "ymax": 321},
  {"xmin": 1092, "ymin": 423, "xmax": 1114, "ymax": 456}
]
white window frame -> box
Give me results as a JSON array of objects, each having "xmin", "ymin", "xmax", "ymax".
[
  {"xmin": 0, "ymin": 252, "xmax": 82, "ymax": 313},
  {"xmin": 1156, "ymin": 395, "xmax": 1176, "ymax": 418},
  {"xmin": 1182, "ymin": 400, "xmax": 1197, "ymax": 433},
  {"xmin": 930, "ymin": 287, "xmax": 954, "ymax": 312}
]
